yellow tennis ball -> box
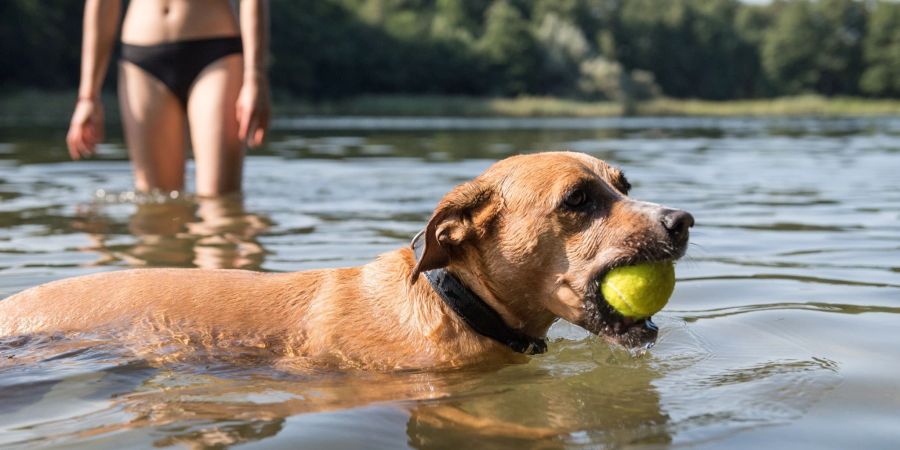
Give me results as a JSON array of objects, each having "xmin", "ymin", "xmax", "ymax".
[{"xmin": 600, "ymin": 261, "xmax": 676, "ymax": 318}]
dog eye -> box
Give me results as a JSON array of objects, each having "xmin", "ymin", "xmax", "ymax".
[{"xmin": 562, "ymin": 189, "xmax": 589, "ymax": 209}]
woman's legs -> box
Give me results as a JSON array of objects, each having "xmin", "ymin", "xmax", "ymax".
[
  {"xmin": 187, "ymin": 54, "xmax": 245, "ymax": 197},
  {"xmin": 118, "ymin": 61, "xmax": 187, "ymax": 192}
]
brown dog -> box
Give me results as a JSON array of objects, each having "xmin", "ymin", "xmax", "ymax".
[{"xmin": 0, "ymin": 152, "xmax": 692, "ymax": 370}]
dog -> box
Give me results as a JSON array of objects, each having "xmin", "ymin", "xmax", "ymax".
[{"xmin": 0, "ymin": 152, "xmax": 693, "ymax": 370}]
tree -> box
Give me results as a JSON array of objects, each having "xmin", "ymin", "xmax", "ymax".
[
  {"xmin": 607, "ymin": 0, "xmax": 758, "ymax": 100},
  {"xmin": 0, "ymin": 0, "xmax": 83, "ymax": 91},
  {"xmin": 477, "ymin": 0, "xmax": 542, "ymax": 95},
  {"xmin": 762, "ymin": 0, "xmax": 866, "ymax": 96},
  {"xmin": 431, "ymin": 0, "xmax": 492, "ymax": 39},
  {"xmin": 533, "ymin": 12, "xmax": 590, "ymax": 94},
  {"xmin": 733, "ymin": 4, "xmax": 775, "ymax": 97},
  {"xmin": 860, "ymin": 1, "xmax": 900, "ymax": 97}
]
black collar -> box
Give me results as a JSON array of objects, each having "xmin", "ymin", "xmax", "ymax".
[{"xmin": 411, "ymin": 231, "xmax": 547, "ymax": 355}]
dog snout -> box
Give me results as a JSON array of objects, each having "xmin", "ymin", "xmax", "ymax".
[{"xmin": 660, "ymin": 209, "xmax": 694, "ymax": 242}]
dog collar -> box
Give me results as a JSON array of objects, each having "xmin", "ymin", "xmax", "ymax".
[{"xmin": 411, "ymin": 231, "xmax": 547, "ymax": 355}]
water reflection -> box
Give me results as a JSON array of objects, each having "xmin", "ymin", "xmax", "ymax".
[
  {"xmin": 72, "ymin": 194, "xmax": 270, "ymax": 270},
  {"xmin": 407, "ymin": 354, "xmax": 672, "ymax": 448},
  {"xmin": 0, "ymin": 328, "xmax": 671, "ymax": 448},
  {"xmin": 54, "ymin": 359, "xmax": 669, "ymax": 448},
  {"xmin": 154, "ymin": 419, "xmax": 285, "ymax": 448}
]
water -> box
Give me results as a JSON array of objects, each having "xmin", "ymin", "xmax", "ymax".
[{"xmin": 1, "ymin": 117, "xmax": 899, "ymax": 448}]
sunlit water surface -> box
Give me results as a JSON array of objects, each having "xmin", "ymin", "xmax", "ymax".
[{"xmin": 1, "ymin": 117, "xmax": 899, "ymax": 449}]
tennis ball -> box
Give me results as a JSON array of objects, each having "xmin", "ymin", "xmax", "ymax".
[{"xmin": 600, "ymin": 261, "xmax": 675, "ymax": 318}]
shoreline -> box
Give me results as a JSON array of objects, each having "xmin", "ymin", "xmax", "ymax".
[{"xmin": 3, "ymin": 91, "xmax": 900, "ymax": 127}]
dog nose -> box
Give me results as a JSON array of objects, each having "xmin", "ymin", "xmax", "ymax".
[{"xmin": 661, "ymin": 209, "xmax": 694, "ymax": 239}]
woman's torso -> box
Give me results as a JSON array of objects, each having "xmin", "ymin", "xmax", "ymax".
[{"xmin": 121, "ymin": 0, "xmax": 239, "ymax": 45}]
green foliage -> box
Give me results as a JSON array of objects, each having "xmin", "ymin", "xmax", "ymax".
[
  {"xmin": 733, "ymin": 4, "xmax": 774, "ymax": 97},
  {"xmin": 762, "ymin": 0, "xmax": 866, "ymax": 96},
  {"xmin": 608, "ymin": 0, "xmax": 758, "ymax": 100},
  {"xmin": 533, "ymin": 12, "xmax": 588, "ymax": 94},
  {"xmin": 861, "ymin": 1, "xmax": 900, "ymax": 96},
  {"xmin": 0, "ymin": 0, "xmax": 83, "ymax": 91},
  {"xmin": 6, "ymin": 0, "xmax": 900, "ymax": 100},
  {"xmin": 269, "ymin": 0, "xmax": 484, "ymax": 98},
  {"xmin": 577, "ymin": 57, "xmax": 660, "ymax": 103},
  {"xmin": 477, "ymin": 0, "xmax": 542, "ymax": 95}
]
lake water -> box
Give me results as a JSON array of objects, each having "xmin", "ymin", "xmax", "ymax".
[{"xmin": 1, "ymin": 117, "xmax": 899, "ymax": 449}]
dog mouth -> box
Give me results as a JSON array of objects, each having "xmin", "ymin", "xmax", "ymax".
[
  {"xmin": 581, "ymin": 292, "xmax": 659, "ymax": 349},
  {"xmin": 578, "ymin": 258, "xmax": 673, "ymax": 349}
]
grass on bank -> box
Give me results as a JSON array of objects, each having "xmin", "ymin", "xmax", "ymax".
[
  {"xmin": 4, "ymin": 90, "xmax": 900, "ymax": 126},
  {"xmin": 279, "ymin": 94, "xmax": 900, "ymax": 117}
]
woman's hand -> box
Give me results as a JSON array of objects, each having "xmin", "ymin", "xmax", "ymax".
[
  {"xmin": 236, "ymin": 76, "xmax": 271, "ymax": 148},
  {"xmin": 66, "ymin": 98, "xmax": 105, "ymax": 160}
]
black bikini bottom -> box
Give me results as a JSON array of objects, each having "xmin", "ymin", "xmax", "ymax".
[{"xmin": 121, "ymin": 36, "xmax": 243, "ymax": 108}]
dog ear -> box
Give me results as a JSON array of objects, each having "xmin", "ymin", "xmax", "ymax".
[{"xmin": 410, "ymin": 180, "xmax": 497, "ymax": 283}]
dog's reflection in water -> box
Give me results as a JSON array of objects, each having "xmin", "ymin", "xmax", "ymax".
[
  {"xmin": 73, "ymin": 194, "xmax": 270, "ymax": 270},
  {"xmin": 64, "ymin": 349, "xmax": 669, "ymax": 448}
]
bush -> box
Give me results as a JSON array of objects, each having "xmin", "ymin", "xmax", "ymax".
[{"xmin": 577, "ymin": 57, "xmax": 660, "ymax": 101}]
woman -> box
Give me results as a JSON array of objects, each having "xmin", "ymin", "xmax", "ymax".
[{"xmin": 66, "ymin": 0, "xmax": 270, "ymax": 196}]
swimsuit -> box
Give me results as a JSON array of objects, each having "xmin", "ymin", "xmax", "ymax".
[{"xmin": 121, "ymin": 36, "xmax": 243, "ymax": 108}]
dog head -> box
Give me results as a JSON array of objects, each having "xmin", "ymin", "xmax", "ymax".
[{"xmin": 412, "ymin": 152, "xmax": 693, "ymax": 348}]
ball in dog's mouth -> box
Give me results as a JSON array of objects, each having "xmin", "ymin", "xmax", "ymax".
[{"xmin": 579, "ymin": 265, "xmax": 667, "ymax": 349}]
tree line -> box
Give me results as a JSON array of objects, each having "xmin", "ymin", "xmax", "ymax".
[{"xmin": 4, "ymin": 0, "xmax": 900, "ymax": 101}]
